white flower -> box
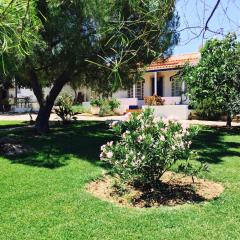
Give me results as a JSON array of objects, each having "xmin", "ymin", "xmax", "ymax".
[
  {"xmin": 179, "ymin": 141, "xmax": 185, "ymax": 149},
  {"xmin": 122, "ymin": 130, "xmax": 130, "ymax": 138},
  {"xmin": 171, "ymin": 145, "xmax": 176, "ymax": 150},
  {"xmin": 100, "ymin": 144, "xmax": 106, "ymax": 151},
  {"xmin": 187, "ymin": 141, "xmax": 192, "ymax": 148},
  {"xmin": 160, "ymin": 135, "xmax": 165, "ymax": 141},
  {"xmin": 106, "ymin": 151, "xmax": 113, "ymax": 158},
  {"xmin": 137, "ymin": 135, "xmax": 145, "ymax": 142},
  {"xmin": 109, "ymin": 121, "xmax": 118, "ymax": 128}
]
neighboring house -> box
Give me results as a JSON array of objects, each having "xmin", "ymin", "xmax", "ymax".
[{"xmin": 9, "ymin": 52, "xmax": 200, "ymax": 118}]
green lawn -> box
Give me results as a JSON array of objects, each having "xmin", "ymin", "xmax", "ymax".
[
  {"xmin": 0, "ymin": 122, "xmax": 240, "ymax": 240},
  {"xmin": 0, "ymin": 120, "xmax": 27, "ymax": 129}
]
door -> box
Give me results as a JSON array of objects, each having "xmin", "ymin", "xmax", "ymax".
[{"xmin": 151, "ymin": 77, "xmax": 163, "ymax": 96}]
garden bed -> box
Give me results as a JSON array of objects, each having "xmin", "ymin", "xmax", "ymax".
[{"xmin": 87, "ymin": 172, "xmax": 224, "ymax": 208}]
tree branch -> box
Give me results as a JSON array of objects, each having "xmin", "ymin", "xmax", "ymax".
[{"xmin": 202, "ymin": 0, "xmax": 221, "ymax": 39}]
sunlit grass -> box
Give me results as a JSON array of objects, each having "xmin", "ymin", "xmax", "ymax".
[{"xmin": 0, "ymin": 123, "xmax": 239, "ymax": 239}]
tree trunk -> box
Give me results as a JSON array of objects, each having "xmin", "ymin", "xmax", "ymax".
[
  {"xmin": 26, "ymin": 58, "xmax": 74, "ymax": 134},
  {"xmin": 33, "ymin": 72, "xmax": 70, "ymax": 134},
  {"xmin": 35, "ymin": 104, "xmax": 52, "ymax": 134},
  {"xmin": 226, "ymin": 113, "xmax": 232, "ymax": 127}
]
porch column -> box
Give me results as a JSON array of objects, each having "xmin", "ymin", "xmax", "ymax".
[
  {"xmin": 154, "ymin": 71, "xmax": 157, "ymax": 95},
  {"xmin": 133, "ymin": 84, "xmax": 136, "ymax": 98},
  {"xmin": 181, "ymin": 81, "xmax": 186, "ymax": 93}
]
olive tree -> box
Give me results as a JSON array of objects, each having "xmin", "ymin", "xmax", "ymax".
[{"xmin": 183, "ymin": 33, "xmax": 240, "ymax": 127}]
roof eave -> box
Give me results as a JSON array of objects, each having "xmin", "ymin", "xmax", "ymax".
[{"xmin": 146, "ymin": 67, "xmax": 182, "ymax": 72}]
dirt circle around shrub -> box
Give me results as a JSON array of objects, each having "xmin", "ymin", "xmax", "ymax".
[{"xmin": 86, "ymin": 172, "xmax": 224, "ymax": 208}]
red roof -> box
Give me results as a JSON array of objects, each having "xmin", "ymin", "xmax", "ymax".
[{"xmin": 146, "ymin": 52, "xmax": 200, "ymax": 71}]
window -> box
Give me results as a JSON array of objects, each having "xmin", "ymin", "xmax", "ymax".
[
  {"xmin": 128, "ymin": 81, "xmax": 144, "ymax": 99},
  {"xmin": 171, "ymin": 78, "xmax": 182, "ymax": 96}
]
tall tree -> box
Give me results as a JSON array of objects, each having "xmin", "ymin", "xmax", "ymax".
[
  {"xmin": 182, "ymin": 33, "xmax": 240, "ymax": 127},
  {"xmin": 1, "ymin": 0, "xmax": 179, "ymax": 133}
]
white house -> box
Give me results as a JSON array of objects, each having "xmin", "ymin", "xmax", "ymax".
[{"xmin": 9, "ymin": 53, "xmax": 200, "ymax": 118}]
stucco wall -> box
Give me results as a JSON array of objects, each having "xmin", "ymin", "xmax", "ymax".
[
  {"xmin": 143, "ymin": 70, "xmax": 179, "ymax": 97},
  {"xmin": 112, "ymin": 90, "xmax": 128, "ymax": 98}
]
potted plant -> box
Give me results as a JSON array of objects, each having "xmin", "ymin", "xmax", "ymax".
[
  {"xmin": 109, "ymin": 98, "xmax": 120, "ymax": 113},
  {"xmin": 90, "ymin": 98, "xmax": 102, "ymax": 115}
]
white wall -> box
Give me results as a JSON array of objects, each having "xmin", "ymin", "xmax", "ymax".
[
  {"xmin": 143, "ymin": 70, "xmax": 179, "ymax": 97},
  {"xmin": 112, "ymin": 90, "xmax": 128, "ymax": 98},
  {"xmin": 142, "ymin": 105, "xmax": 189, "ymax": 120}
]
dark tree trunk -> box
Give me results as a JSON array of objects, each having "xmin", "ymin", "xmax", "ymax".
[
  {"xmin": 0, "ymin": 90, "xmax": 3, "ymax": 112},
  {"xmin": 34, "ymin": 72, "xmax": 70, "ymax": 134},
  {"xmin": 226, "ymin": 113, "xmax": 232, "ymax": 127},
  {"xmin": 35, "ymin": 104, "xmax": 52, "ymax": 133},
  {"xmin": 26, "ymin": 58, "xmax": 74, "ymax": 134}
]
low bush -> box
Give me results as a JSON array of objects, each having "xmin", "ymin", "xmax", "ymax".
[
  {"xmin": 55, "ymin": 94, "xmax": 77, "ymax": 123},
  {"xmin": 90, "ymin": 98, "xmax": 102, "ymax": 107},
  {"xmin": 71, "ymin": 104, "xmax": 90, "ymax": 114},
  {"xmin": 108, "ymin": 98, "xmax": 120, "ymax": 111},
  {"xmin": 90, "ymin": 97, "xmax": 120, "ymax": 116},
  {"xmin": 194, "ymin": 98, "xmax": 223, "ymax": 120},
  {"xmin": 100, "ymin": 108, "xmax": 202, "ymax": 188}
]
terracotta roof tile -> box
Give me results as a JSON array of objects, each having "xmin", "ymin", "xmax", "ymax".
[{"xmin": 146, "ymin": 52, "xmax": 200, "ymax": 71}]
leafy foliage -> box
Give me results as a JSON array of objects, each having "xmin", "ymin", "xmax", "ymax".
[
  {"xmin": 90, "ymin": 97, "xmax": 120, "ymax": 116},
  {"xmin": 100, "ymin": 108, "xmax": 200, "ymax": 187},
  {"xmin": 193, "ymin": 98, "xmax": 223, "ymax": 120},
  {"xmin": 55, "ymin": 94, "xmax": 77, "ymax": 123},
  {"xmin": 1, "ymin": 0, "xmax": 179, "ymax": 133},
  {"xmin": 0, "ymin": 0, "xmax": 42, "ymax": 64},
  {"xmin": 182, "ymin": 33, "xmax": 240, "ymax": 126}
]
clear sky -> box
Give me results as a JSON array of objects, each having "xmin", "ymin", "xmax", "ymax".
[{"xmin": 174, "ymin": 0, "xmax": 240, "ymax": 54}]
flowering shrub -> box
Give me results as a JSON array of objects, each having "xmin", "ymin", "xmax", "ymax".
[{"xmin": 100, "ymin": 108, "xmax": 200, "ymax": 187}]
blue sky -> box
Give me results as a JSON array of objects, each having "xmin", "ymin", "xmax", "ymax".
[{"xmin": 174, "ymin": 0, "xmax": 240, "ymax": 54}]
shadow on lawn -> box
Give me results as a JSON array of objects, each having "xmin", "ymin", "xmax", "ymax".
[
  {"xmin": 192, "ymin": 126, "xmax": 240, "ymax": 164},
  {"xmin": 2, "ymin": 121, "xmax": 113, "ymax": 169},
  {"xmin": 2, "ymin": 122, "xmax": 240, "ymax": 169}
]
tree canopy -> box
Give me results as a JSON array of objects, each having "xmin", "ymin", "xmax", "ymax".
[
  {"xmin": 183, "ymin": 33, "xmax": 240, "ymax": 126},
  {"xmin": 1, "ymin": 0, "xmax": 180, "ymax": 133}
]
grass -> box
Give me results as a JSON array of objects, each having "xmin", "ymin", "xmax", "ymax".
[
  {"xmin": 0, "ymin": 120, "xmax": 27, "ymax": 129},
  {"xmin": 0, "ymin": 122, "xmax": 240, "ymax": 239}
]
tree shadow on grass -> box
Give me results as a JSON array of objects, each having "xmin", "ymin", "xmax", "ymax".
[
  {"xmin": 3, "ymin": 122, "xmax": 240, "ymax": 169},
  {"xmin": 192, "ymin": 126, "xmax": 240, "ymax": 164},
  {"xmin": 132, "ymin": 182, "xmax": 206, "ymax": 207},
  {"xmin": 3, "ymin": 121, "xmax": 114, "ymax": 169}
]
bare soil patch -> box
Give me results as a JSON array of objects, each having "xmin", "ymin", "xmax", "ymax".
[
  {"xmin": 86, "ymin": 172, "xmax": 224, "ymax": 208},
  {"xmin": 0, "ymin": 137, "xmax": 32, "ymax": 156}
]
